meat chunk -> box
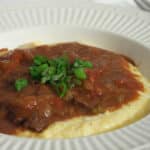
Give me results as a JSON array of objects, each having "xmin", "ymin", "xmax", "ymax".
[
  {"xmin": 5, "ymin": 85, "xmax": 65, "ymax": 132},
  {"xmin": 6, "ymin": 95, "xmax": 50, "ymax": 131},
  {"xmin": 69, "ymin": 88, "xmax": 102, "ymax": 109}
]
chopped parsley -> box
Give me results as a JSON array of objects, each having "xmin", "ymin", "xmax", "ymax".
[
  {"xmin": 15, "ymin": 78, "xmax": 28, "ymax": 91},
  {"xmin": 15, "ymin": 54, "xmax": 93, "ymax": 97}
]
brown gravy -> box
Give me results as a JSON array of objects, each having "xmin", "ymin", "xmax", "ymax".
[{"xmin": 0, "ymin": 42, "xmax": 143, "ymax": 134}]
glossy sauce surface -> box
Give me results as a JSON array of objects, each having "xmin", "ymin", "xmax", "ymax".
[{"xmin": 0, "ymin": 43, "xmax": 143, "ymax": 134}]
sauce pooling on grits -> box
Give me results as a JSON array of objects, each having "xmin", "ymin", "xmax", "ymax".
[{"xmin": 0, "ymin": 42, "xmax": 143, "ymax": 135}]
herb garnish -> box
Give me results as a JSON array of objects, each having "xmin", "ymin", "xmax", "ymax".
[
  {"xmin": 15, "ymin": 78, "xmax": 28, "ymax": 92},
  {"xmin": 15, "ymin": 55, "xmax": 93, "ymax": 97}
]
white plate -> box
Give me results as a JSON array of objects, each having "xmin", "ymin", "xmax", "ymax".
[{"xmin": 0, "ymin": 5, "xmax": 150, "ymax": 150}]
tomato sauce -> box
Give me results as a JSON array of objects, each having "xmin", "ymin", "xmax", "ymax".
[{"xmin": 0, "ymin": 42, "xmax": 143, "ymax": 134}]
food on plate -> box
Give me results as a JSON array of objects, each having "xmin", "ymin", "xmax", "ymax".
[{"xmin": 0, "ymin": 42, "xmax": 149, "ymax": 138}]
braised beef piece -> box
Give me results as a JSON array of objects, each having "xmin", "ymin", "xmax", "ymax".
[
  {"xmin": 7, "ymin": 96, "xmax": 54, "ymax": 132},
  {"xmin": 5, "ymin": 85, "xmax": 67, "ymax": 132},
  {"xmin": 64, "ymin": 89, "xmax": 101, "ymax": 109}
]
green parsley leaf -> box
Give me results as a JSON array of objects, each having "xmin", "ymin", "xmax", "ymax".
[
  {"xmin": 54, "ymin": 82, "xmax": 68, "ymax": 98},
  {"xmin": 73, "ymin": 68, "xmax": 87, "ymax": 80},
  {"xmin": 33, "ymin": 55, "xmax": 48, "ymax": 65},
  {"xmin": 15, "ymin": 78, "xmax": 28, "ymax": 91},
  {"xmin": 73, "ymin": 59, "xmax": 93, "ymax": 68}
]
